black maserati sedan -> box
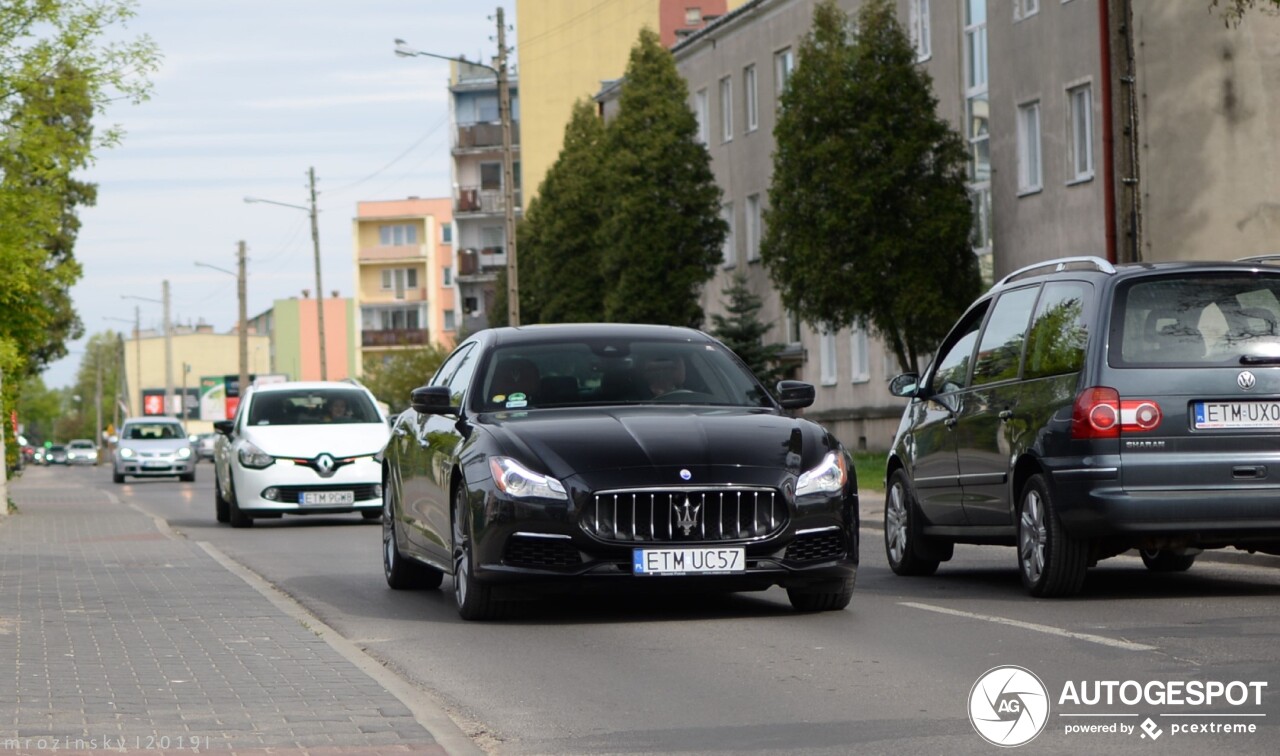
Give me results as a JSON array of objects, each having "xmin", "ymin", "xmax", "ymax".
[{"xmin": 379, "ymin": 323, "xmax": 858, "ymax": 620}]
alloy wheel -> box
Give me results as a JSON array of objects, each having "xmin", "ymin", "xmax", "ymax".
[
  {"xmin": 1019, "ymin": 488, "xmax": 1047, "ymax": 584},
  {"xmin": 885, "ymin": 481, "xmax": 909, "ymax": 566}
]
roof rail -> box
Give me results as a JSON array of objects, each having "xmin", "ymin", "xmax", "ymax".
[
  {"xmin": 995, "ymin": 256, "xmax": 1117, "ymax": 288},
  {"xmin": 1234, "ymin": 254, "xmax": 1280, "ymax": 264}
]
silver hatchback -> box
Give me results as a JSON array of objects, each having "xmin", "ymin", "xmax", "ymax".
[{"xmin": 112, "ymin": 419, "xmax": 196, "ymax": 483}]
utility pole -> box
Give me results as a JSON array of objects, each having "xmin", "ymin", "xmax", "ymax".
[
  {"xmin": 308, "ymin": 167, "xmax": 328, "ymax": 380},
  {"xmin": 115, "ymin": 334, "xmax": 124, "ymax": 430},
  {"xmin": 496, "ymin": 6, "xmax": 519, "ymax": 326},
  {"xmin": 163, "ymin": 280, "xmax": 174, "ymax": 416},
  {"xmin": 133, "ymin": 306, "xmax": 141, "ymax": 416},
  {"xmin": 238, "ymin": 240, "xmax": 250, "ymax": 397}
]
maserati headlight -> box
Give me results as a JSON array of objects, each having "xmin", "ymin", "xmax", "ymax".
[
  {"xmin": 796, "ymin": 451, "xmax": 847, "ymax": 497},
  {"xmin": 489, "ymin": 456, "xmax": 567, "ymax": 501},
  {"xmin": 237, "ymin": 441, "xmax": 274, "ymax": 469},
  {"xmin": 118, "ymin": 447, "xmax": 135, "ymax": 459},
  {"xmin": 177, "ymin": 447, "xmax": 192, "ymax": 459}
]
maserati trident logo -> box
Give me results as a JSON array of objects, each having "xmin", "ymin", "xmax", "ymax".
[
  {"xmin": 315, "ymin": 453, "xmax": 336, "ymax": 478},
  {"xmin": 1239, "ymin": 370, "xmax": 1258, "ymax": 391},
  {"xmin": 674, "ymin": 496, "xmax": 702, "ymax": 536}
]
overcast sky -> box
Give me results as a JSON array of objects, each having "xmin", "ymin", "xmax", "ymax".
[{"xmin": 47, "ymin": 0, "xmax": 515, "ymax": 388}]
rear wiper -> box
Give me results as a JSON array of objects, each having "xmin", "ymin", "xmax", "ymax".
[{"xmin": 1239, "ymin": 355, "xmax": 1280, "ymax": 365}]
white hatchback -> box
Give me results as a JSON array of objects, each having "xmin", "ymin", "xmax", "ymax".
[{"xmin": 212, "ymin": 382, "xmax": 390, "ymax": 528}]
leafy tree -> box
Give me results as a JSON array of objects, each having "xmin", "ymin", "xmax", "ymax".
[
  {"xmin": 710, "ymin": 275, "xmax": 787, "ymax": 388},
  {"xmin": 1212, "ymin": 0, "xmax": 1280, "ymax": 25},
  {"xmin": 597, "ymin": 28, "xmax": 726, "ymax": 328},
  {"xmin": 761, "ymin": 0, "xmax": 980, "ymax": 374},
  {"xmin": 57, "ymin": 331, "xmax": 125, "ymax": 442},
  {"xmin": 514, "ymin": 99, "xmax": 609, "ymax": 325},
  {"xmin": 361, "ymin": 344, "xmax": 451, "ymax": 414}
]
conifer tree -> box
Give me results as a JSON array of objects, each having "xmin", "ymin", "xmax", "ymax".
[{"xmin": 710, "ymin": 275, "xmax": 786, "ymax": 388}]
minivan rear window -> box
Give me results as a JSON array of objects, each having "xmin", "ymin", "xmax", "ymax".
[{"xmin": 1113, "ymin": 274, "xmax": 1280, "ymax": 366}]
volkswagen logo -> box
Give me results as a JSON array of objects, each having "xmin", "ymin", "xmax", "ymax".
[
  {"xmin": 315, "ymin": 453, "xmax": 336, "ymax": 477},
  {"xmin": 968, "ymin": 666, "xmax": 1050, "ymax": 747},
  {"xmin": 1239, "ymin": 370, "xmax": 1258, "ymax": 391}
]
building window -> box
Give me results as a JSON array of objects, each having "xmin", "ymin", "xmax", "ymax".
[
  {"xmin": 481, "ymin": 226, "xmax": 504, "ymax": 253},
  {"xmin": 721, "ymin": 202, "xmax": 735, "ymax": 268},
  {"xmin": 850, "ymin": 327, "xmax": 870, "ymax": 383},
  {"xmin": 965, "ymin": 0, "xmax": 991, "ymax": 259},
  {"xmin": 695, "ymin": 87, "xmax": 709, "ymax": 144},
  {"xmin": 685, "ymin": 7, "xmax": 702, "ymax": 25},
  {"xmin": 444, "ymin": 310, "xmax": 457, "ymax": 331},
  {"xmin": 443, "ymin": 266, "xmax": 453, "ymax": 286},
  {"xmin": 476, "ymin": 95, "xmax": 499, "ymax": 122},
  {"xmin": 1015, "ymin": 0, "xmax": 1040, "ymax": 20},
  {"xmin": 363, "ymin": 304, "xmax": 422, "ymax": 331},
  {"xmin": 480, "ymin": 162, "xmax": 502, "ymax": 191},
  {"xmin": 379, "ymin": 224, "xmax": 418, "ymax": 246},
  {"xmin": 1017, "ymin": 100, "xmax": 1042, "ymax": 194},
  {"xmin": 745, "ymin": 194, "xmax": 762, "ymax": 262},
  {"xmin": 1067, "ymin": 83, "xmax": 1094, "ymax": 182},
  {"xmin": 719, "ymin": 75, "xmax": 733, "ymax": 142},
  {"xmin": 464, "ymin": 296, "xmax": 480, "ymax": 315},
  {"xmin": 381, "ymin": 268, "xmax": 419, "ymax": 298},
  {"xmin": 774, "ymin": 47, "xmax": 794, "ymax": 99},
  {"xmin": 819, "ymin": 330, "xmax": 837, "ymax": 386},
  {"xmin": 910, "ymin": 0, "xmax": 932, "ymax": 61},
  {"xmin": 441, "ymin": 222, "xmax": 452, "ymax": 244},
  {"xmin": 786, "ymin": 310, "xmax": 803, "ymax": 345},
  {"xmin": 744, "ymin": 64, "xmax": 758, "ymax": 131}
]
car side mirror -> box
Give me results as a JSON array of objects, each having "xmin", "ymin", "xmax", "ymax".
[
  {"xmin": 776, "ymin": 380, "xmax": 815, "ymax": 409},
  {"xmin": 411, "ymin": 385, "xmax": 459, "ymax": 415},
  {"xmin": 213, "ymin": 420, "xmax": 235, "ymax": 436},
  {"xmin": 888, "ymin": 373, "xmax": 921, "ymax": 398}
]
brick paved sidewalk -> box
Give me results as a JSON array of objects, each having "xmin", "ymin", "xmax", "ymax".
[{"xmin": 0, "ymin": 471, "xmax": 448, "ymax": 755}]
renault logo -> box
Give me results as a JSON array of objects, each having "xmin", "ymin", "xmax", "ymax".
[
  {"xmin": 1239, "ymin": 371, "xmax": 1258, "ymax": 391},
  {"xmin": 315, "ymin": 453, "xmax": 336, "ymax": 477}
]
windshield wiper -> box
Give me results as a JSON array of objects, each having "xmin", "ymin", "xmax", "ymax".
[{"xmin": 1239, "ymin": 355, "xmax": 1280, "ymax": 365}]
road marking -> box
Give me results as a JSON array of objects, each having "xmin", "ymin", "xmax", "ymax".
[{"xmin": 899, "ymin": 601, "xmax": 1158, "ymax": 652}]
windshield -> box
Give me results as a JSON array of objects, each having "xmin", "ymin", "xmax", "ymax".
[
  {"xmin": 247, "ymin": 388, "xmax": 380, "ymax": 426},
  {"xmin": 1114, "ymin": 274, "xmax": 1280, "ymax": 366},
  {"xmin": 68, "ymin": 440, "xmax": 95, "ymax": 449},
  {"xmin": 123, "ymin": 423, "xmax": 185, "ymax": 440},
  {"xmin": 475, "ymin": 339, "xmax": 773, "ymax": 411}
]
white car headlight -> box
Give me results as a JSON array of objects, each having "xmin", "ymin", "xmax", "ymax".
[
  {"xmin": 237, "ymin": 441, "xmax": 274, "ymax": 469},
  {"xmin": 489, "ymin": 457, "xmax": 567, "ymax": 501},
  {"xmin": 177, "ymin": 447, "xmax": 192, "ymax": 459},
  {"xmin": 796, "ymin": 451, "xmax": 848, "ymax": 497},
  {"xmin": 119, "ymin": 447, "xmax": 135, "ymax": 459}
]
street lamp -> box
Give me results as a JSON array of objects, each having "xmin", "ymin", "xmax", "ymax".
[
  {"xmin": 195, "ymin": 243, "xmax": 249, "ymax": 405},
  {"xmin": 246, "ymin": 171, "xmax": 328, "ymax": 380},
  {"xmin": 123, "ymin": 283, "xmax": 173, "ymax": 416},
  {"xmin": 395, "ymin": 9, "xmax": 520, "ymax": 325}
]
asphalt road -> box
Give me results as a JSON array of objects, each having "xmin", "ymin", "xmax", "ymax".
[{"xmin": 74, "ymin": 463, "xmax": 1280, "ymax": 754}]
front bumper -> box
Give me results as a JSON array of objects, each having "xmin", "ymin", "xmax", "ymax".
[
  {"xmin": 234, "ymin": 456, "xmax": 382, "ymax": 514},
  {"xmin": 116, "ymin": 456, "xmax": 194, "ymax": 476}
]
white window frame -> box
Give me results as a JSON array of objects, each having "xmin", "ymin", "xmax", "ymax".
[
  {"xmin": 721, "ymin": 202, "xmax": 735, "ymax": 268},
  {"xmin": 443, "ymin": 309, "xmax": 457, "ymax": 331},
  {"xmin": 1015, "ymin": 0, "xmax": 1040, "ymax": 21},
  {"xmin": 719, "ymin": 75, "xmax": 733, "ymax": 142},
  {"xmin": 910, "ymin": 0, "xmax": 932, "ymax": 61},
  {"xmin": 441, "ymin": 222, "xmax": 452, "ymax": 244},
  {"xmin": 1067, "ymin": 82, "xmax": 1094, "ymax": 183},
  {"xmin": 744, "ymin": 64, "xmax": 758, "ymax": 132},
  {"xmin": 379, "ymin": 223, "xmax": 417, "ymax": 246},
  {"xmin": 745, "ymin": 194, "xmax": 762, "ymax": 262},
  {"xmin": 785, "ymin": 310, "xmax": 803, "ymax": 345},
  {"xmin": 1017, "ymin": 99, "xmax": 1042, "ymax": 195},
  {"xmin": 774, "ymin": 47, "xmax": 794, "ymax": 100},
  {"xmin": 443, "ymin": 266, "xmax": 452, "ymax": 286},
  {"xmin": 695, "ymin": 87, "xmax": 709, "ymax": 144},
  {"xmin": 850, "ymin": 327, "xmax": 870, "ymax": 383},
  {"xmin": 819, "ymin": 330, "xmax": 838, "ymax": 386}
]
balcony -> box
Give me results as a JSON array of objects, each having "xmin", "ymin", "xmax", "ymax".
[
  {"xmin": 455, "ymin": 186, "xmax": 522, "ymax": 216},
  {"xmin": 454, "ymin": 121, "xmax": 520, "ymax": 151},
  {"xmin": 358, "ymin": 244, "xmax": 422, "ymax": 263},
  {"xmin": 362, "ymin": 328, "xmax": 428, "ymax": 348},
  {"xmin": 456, "ymin": 248, "xmax": 506, "ymax": 278}
]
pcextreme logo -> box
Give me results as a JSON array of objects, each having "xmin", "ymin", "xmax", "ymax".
[{"xmin": 968, "ymin": 666, "xmax": 1051, "ymax": 747}]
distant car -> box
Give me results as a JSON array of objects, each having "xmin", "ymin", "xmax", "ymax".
[
  {"xmin": 46, "ymin": 444, "xmax": 68, "ymax": 465},
  {"xmin": 112, "ymin": 418, "xmax": 196, "ymax": 483},
  {"xmin": 212, "ymin": 381, "xmax": 390, "ymax": 527},
  {"xmin": 32, "ymin": 447, "xmax": 46, "ymax": 465},
  {"xmin": 194, "ymin": 433, "xmax": 217, "ymax": 461},
  {"xmin": 66, "ymin": 439, "xmax": 98, "ymax": 465}
]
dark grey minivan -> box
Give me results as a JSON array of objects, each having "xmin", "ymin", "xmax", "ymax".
[{"xmin": 885, "ymin": 256, "xmax": 1280, "ymax": 596}]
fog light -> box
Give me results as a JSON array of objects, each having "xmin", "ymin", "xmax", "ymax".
[
  {"xmin": 373, "ymin": 484, "xmax": 382, "ymax": 499},
  {"xmin": 263, "ymin": 487, "xmax": 280, "ymax": 501}
]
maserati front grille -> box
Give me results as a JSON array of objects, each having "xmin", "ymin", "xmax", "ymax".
[{"xmin": 583, "ymin": 488, "xmax": 787, "ymax": 544}]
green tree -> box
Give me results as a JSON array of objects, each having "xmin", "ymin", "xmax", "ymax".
[
  {"xmin": 58, "ymin": 331, "xmax": 125, "ymax": 441},
  {"xmin": 710, "ymin": 275, "xmax": 787, "ymax": 389},
  {"xmin": 761, "ymin": 0, "xmax": 980, "ymax": 374},
  {"xmin": 597, "ymin": 28, "xmax": 726, "ymax": 328},
  {"xmin": 361, "ymin": 344, "xmax": 451, "ymax": 414}
]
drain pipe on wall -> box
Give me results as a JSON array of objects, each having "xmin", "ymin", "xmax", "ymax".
[{"xmin": 1099, "ymin": 0, "xmax": 1118, "ymax": 264}]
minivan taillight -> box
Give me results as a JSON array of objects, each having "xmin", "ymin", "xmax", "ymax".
[{"xmin": 1072, "ymin": 387, "xmax": 1162, "ymax": 439}]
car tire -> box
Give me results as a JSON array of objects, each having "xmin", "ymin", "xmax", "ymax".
[
  {"xmin": 362, "ymin": 510, "xmax": 382, "ymax": 521},
  {"xmin": 884, "ymin": 469, "xmax": 951, "ymax": 576},
  {"xmin": 383, "ymin": 484, "xmax": 443, "ymax": 590},
  {"xmin": 112, "ymin": 471, "xmax": 125, "ymax": 484},
  {"xmin": 214, "ymin": 477, "xmax": 230, "ymax": 524},
  {"xmin": 787, "ymin": 578, "xmax": 855, "ymax": 612},
  {"xmin": 180, "ymin": 470, "xmax": 196, "ymax": 483},
  {"xmin": 1139, "ymin": 548, "xmax": 1197, "ymax": 573},
  {"xmin": 1018, "ymin": 474, "xmax": 1088, "ymax": 597},
  {"xmin": 227, "ymin": 477, "xmax": 253, "ymax": 529},
  {"xmin": 453, "ymin": 484, "xmax": 504, "ymax": 621}
]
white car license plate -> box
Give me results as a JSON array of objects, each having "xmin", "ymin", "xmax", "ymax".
[
  {"xmin": 301, "ymin": 491, "xmax": 354, "ymax": 505},
  {"xmin": 633, "ymin": 547, "xmax": 745, "ymax": 576},
  {"xmin": 1193, "ymin": 401, "xmax": 1280, "ymax": 429},
  {"xmin": 142, "ymin": 460, "xmax": 169, "ymax": 468}
]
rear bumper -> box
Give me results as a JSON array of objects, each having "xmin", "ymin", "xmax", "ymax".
[{"xmin": 1056, "ymin": 480, "xmax": 1280, "ymax": 542}]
